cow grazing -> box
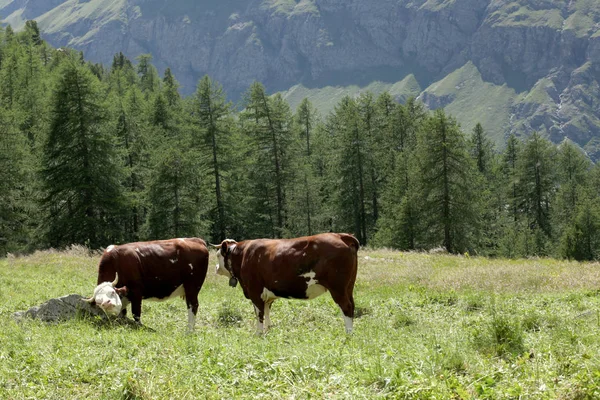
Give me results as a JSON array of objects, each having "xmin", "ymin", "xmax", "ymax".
[
  {"xmin": 84, "ymin": 238, "xmax": 209, "ymax": 331},
  {"xmin": 214, "ymin": 233, "xmax": 359, "ymax": 334}
]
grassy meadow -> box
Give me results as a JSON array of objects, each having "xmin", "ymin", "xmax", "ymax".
[{"xmin": 1, "ymin": 248, "xmax": 600, "ymax": 399}]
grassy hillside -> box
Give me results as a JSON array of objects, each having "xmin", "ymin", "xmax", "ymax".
[
  {"xmin": 282, "ymin": 75, "xmax": 421, "ymax": 116},
  {"xmin": 420, "ymin": 62, "xmax": 517, "ymax": 147},
  {"xmin": 2, "ymin": 249, "xmax": 600, "ymax": 398}
]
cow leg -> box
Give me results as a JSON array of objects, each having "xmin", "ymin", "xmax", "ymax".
[
  {"xmin": 184, "ymin": 286, "xmax": 200, "ymax": 332},
  {"xmin": 129, "ymin": 292, "xmax": 143, "ymax": 324},
  {"xmin": 329, "ymin": 289, "xmax": 354, "ymax": 334},
  {"xmin": 251, "ymin": 298, "xmax": 266, "ymax": 334},
  {"xmin": 264, "ymin": 300, "xmax": 275, "ymax": 329}
]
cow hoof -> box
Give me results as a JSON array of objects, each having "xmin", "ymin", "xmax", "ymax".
[{"xmin": 229, "ymin": 277, "xmax": 238, "ymax": 287}]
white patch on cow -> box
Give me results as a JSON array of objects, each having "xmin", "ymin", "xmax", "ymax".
[
  {"xmin": 106, "ymin": 245, "xmax": 115, "ymax": 253},
  {"xmin": 256, "ymin": 321, "xmax": 264, "ymax": 335},
  {"xmin": 302, "ymin": 252, "xmax": 306, "ymax": 257},
  {"xmin": 339, "ymin": 306, "xmax": 354, "ymax": 333},
  {"xmin": 344, "ymin": 315, "xmax": 354, "ymax": 334},
  {"xmin": 189, "ymin": 263, "xmax": 193, "ymax": 270},
  {"xmin": 312, "ymin": 244, "xmax": 318, "ymax": 250},
  {"xmin": 300, "ymin": 271, "xmax": 327, "ymax": 299},
  {"xmin": 146, "ymin": 284, "xmax": 185, "ymax": 302},
  {"xmin": 261, "ymin": 288, "xmax": 278, "ymax": 302},
  {"xmin": 187, "ymin": 308, "xmax": 196, "ymax": 332},
  {"xmin": 301, "ymin": 271, "xmax": 317, "ymax": 284},
  {"xmin": 264, "ymin": 302, "xmax": 272, "ymax": 328},
  {"xmin": 215, "ymin": 250, "xmax": 231, "ymax": 277},
  {"xmin": 170, "ymin": 258, "xmax": 177, "ymax": 264},
  {"xmin": 178, "ymin": 238, "xmax": 185, "ymax": 242}
]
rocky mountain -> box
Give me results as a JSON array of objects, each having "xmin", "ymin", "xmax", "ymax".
[{"xmin": 2, "ymin": 0, "xmax": 600, "ymax": 155}]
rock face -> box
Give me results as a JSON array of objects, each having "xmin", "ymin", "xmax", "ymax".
[
  {"xmin": 2, "ymin": 0, "xmax": 600, "ymax": 154},
  {"xmin": 13, "ymin": 294, "xmax": 108, "ymax": 322}
]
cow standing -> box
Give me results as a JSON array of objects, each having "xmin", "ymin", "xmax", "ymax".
[
  {"xmin": 84, "ymin": 238, "xmax": 209, "ymax": 331},
  {"xmin": 214, "ymin": 233, "xmax": 359, "ymax": 334}
]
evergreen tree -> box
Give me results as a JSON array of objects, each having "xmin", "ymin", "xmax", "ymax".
[
  {"xmin": 136, "ymin": 54, "xmax": 159, "ymax": 96},
  {"xmin": 554, "ymin": 140, "xmax": 590, "ymax": 221},
  {"xmin": 329, "ymin": 96, "xmax": 368, "ymax": 244},
  {"xmin": 114, "ymin": 86, "xmax": 151, "ymax": 241},
  {"xmin": 145, "ymin": 146, "xmax": 207, "ymax": 239},
  {"xmin": 357, "ymin": 92, "xmax": 382, "ymax": 235},
  {"xmin": 470, "ymin": 123, "xmax": 494, "ymax": 175},
  {"xmin": 287, "ymin": 98, "xmax": 320, "ymax": 236},
  {"xmin": 191, "ymin": 75, "xmax": 233, "ymax": 242},
  {"xmin": 0, "ymin": 108, "xmax": 32, "ymax": 253},
  {"xmin": 109, "ymin": 52, "xmax": 136, "ymax": 97},
  {"xmin": 417, "ymin": 109, "xmax": 480, "ymax": 253},
  {"xmin": 240, "ymin": 83, "xmax": 292, "ymax": 238},
  {"xmin": 517, "ymin": 132, "xmax": 557, "ymax": 255},
  {"xmin": 41, "ymin": 59, "xmax": 124, "ymax": 248},
  {"xmin": 498, "ymin": 134, "xmax": 525, "ymax": 257},
  {"xmin": 163, "ymin": 68, "xmax": 180, "ymax": 108},
  {"xmin": 23, "ymin": 21, "xmax": 42, "ymax": 46}
]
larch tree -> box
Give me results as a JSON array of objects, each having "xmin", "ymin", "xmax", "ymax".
[
  {"xmin": 517, "ymin": 132, "xmax": 557, "ymax": 255},
  {"xmin": 41, "ymin": 59, "xmax": 124, "ymax": 248},
  {"xmin": 191, "ymin": 75, "xmax": 233, "ymax": 242},
  {"xmin": 240, "ymin": 83, "xmax": 293, "ymax": 238},
  {"xmin": 416, "ymin": 109, "xmax": 480, "ymax": 253}
]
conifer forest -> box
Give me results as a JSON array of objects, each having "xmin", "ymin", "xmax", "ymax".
[{"xmin": 1, "ymin": 22, "xmax": 599, "ymax": 260}]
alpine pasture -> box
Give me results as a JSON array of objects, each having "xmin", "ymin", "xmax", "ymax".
[{"xmin": 2, "ymin": 247, "xmax": 600, "ymax": 399}]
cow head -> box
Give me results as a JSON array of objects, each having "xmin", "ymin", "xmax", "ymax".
[
  {"xmin": 213, "ymin": 239, "xmax": 238, "ymax": 287},
  {"xmin": 83, "ymin": 273, "xmax": 127, "ymax": 315}
]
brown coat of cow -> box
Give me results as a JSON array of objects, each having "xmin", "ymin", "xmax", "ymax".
[
  {"xmin": 95, "ymin": 238, "xmax": 209, "ymax": 329},
  {"xmin": 216, "ymin": 233, "xmax": 359, "ymax": 333}
]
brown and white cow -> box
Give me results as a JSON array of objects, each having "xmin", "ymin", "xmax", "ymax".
[
  {"xmin": 84, "ymin": 238, "xmax": 209, "ymax": 331},
  {"xmin": 214, "ymin": 233, "xmax": 359, "ymax": 334}
]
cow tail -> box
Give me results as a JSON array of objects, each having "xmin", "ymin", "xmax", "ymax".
[{"xmin": 340, "ymin": 234, "xmax": 360, "ymax": 253}]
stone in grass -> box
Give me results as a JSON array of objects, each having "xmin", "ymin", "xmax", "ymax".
[{"xmin": 13, "ymin": 294, "xmax": 141, "ymax": 328}]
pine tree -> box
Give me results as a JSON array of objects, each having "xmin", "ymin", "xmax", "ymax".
[
  {"xmin": 163, "ymin": 68, "xmax": 180, "ymax": 108},
  {"xmin": 23, "ymin": 20, "xmax": 42, "ymax": 46},
  {"xmin": 41, "ymin": 59, "xmax": 124, "ymax": 248},
  {"xmin": 191, "ymin": 75, "xmax": 233, "ymax": 242},
  {"xmin": 114, "ymin": 86, "xmax": 151, "ymax": 241},
  {"xmin": 329, "ymin": 96, "xmax": 368, "ymax": 244},
  {"xmin": 287, "ymin": 98, "xmax": 320, "ymax": 236},
  {"xmin": 144, "ymin": 69, "xmax": 209, "ymax": 240},
  {"xmin": 517, "ymin": 132, "xmax": 557, "ymax": 255},
  {"xmin": 417, "ymin": 109, "xmax": 480, "ymax": 253},
  {"xmin": 136, "ymin": 54, "xmax": 159, "ymax": 96},
  {"xmin": 145, "ymin": 146, "xmax": 207, "ymax": 239},
  {"xmin": 554, "ymin": 140, "xmax": 590, "ymax": 221},
  {"xmin": 240, "ymin": 83, "xmax": 292, "ymax": 238},
  {"xmin": 109, "ymin": 52, "xmax": 136, "ymax": 98},
  {"xmin": 470, "ymin": 123, "xmax": 494, "ymax": 175},
  {"xmin": 497, "ymin": 134, "xmax": 525, "ymax": 257},
  {"xmin": 0, "ymin": 108, "xmax": 32, "ymax": 253}
]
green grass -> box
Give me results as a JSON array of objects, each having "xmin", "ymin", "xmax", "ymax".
[
  {"xmin": 2, "ymin": 248, "xmax": 600, "ymax": 398},
  {"xmin": 488, "ymin": 2, "xmax": 564, "ymax": 29}
]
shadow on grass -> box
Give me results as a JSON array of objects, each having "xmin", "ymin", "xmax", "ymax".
[{"xmin": 75, "ymin": 311, "xmax": 156, "ymax": 332}]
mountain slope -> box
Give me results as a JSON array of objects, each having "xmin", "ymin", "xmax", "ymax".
[{"xmin": 2, "ymin": 0, "xmax": 600, "ymax": 155}]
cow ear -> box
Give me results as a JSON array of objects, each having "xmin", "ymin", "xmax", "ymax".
[
  {"xmin": 221, "ymin": 241, "xmax": 229, "ymax": 256},
  {"xmin": 115, "ymin": 286, "xmax": 128, "ymax": 297}
]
